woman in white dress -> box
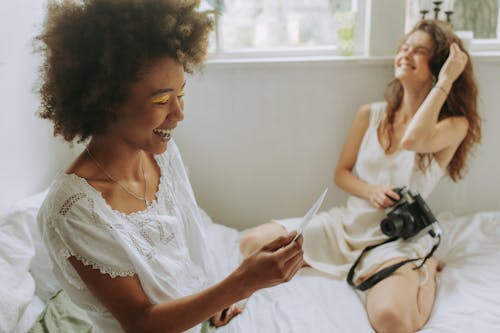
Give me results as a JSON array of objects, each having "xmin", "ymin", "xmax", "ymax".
[
  {"xmin": 36, "ymin": 1, "xmax": 304, "ymax": 332},
  {"xmin": 240, "ymin": 20, "xmax": 482, "ymax": 333}
]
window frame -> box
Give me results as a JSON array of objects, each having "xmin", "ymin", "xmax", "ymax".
[
  {"xmin": 207, "ymin": 0, "xmax": 366, "ymax": 59},
  {"xmin": 405, "ymin": 0, "xmax": 500, "ymax": 54},
  {"xmin": 471, "ymin": 39, "xmax": 500, "ymax": 52},
  {"xmin": 204, "ymin": 0, "xmax": 500, "ymax": 62}
]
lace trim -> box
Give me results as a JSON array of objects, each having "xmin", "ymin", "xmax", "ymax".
[
  {"xmin": 57, "ymin": 243, "xmax": 136, "ymax": 279},
  {"xmin": 72, "ymin": 253, "xmax": 136, "ymax": 278},
  {"xmin": 59, "ymin": 192, "xmax": 86, "ymax": 216},
  {"xmin": 56, "ymin": 191, "xmax": 118, "ymax": 230},
  {"xmin": 47, "ymin": 220, "xmax": 136, "ymax": 283},
  {"xmin": 59, "ymin": 147, "xmax": 178, "ymax": 222}
]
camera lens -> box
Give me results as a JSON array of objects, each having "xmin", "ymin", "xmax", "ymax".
[{"xmin": 381, "ymin": 216, "xmax": 405, "ymax": 237}]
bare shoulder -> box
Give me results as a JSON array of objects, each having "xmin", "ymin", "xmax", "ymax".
[
  {"xmin": 356, "ymin": 103, "xmax": 372, "ymax": 119},
  {"xmin": 351, "ymin": 104, "xmax": 372, "ymax": 128}
]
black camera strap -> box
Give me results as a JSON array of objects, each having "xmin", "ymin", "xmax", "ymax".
[{"xmin": 346, "ymin": 231, "xmax": 441, "ymax": 291}]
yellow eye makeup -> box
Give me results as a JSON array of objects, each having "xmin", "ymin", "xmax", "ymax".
[
  {"xmin": 152, "ymin": 93, "xmax": 171, "ymax": 104},
  {"xmin": 151, "ymin": 83, "xmax": 185, "ymax": 104}
]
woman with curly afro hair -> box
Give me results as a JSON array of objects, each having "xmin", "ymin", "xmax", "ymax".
[{"xmin": 36, "ymin": 1, "xmax": 304, "ymax": 332}]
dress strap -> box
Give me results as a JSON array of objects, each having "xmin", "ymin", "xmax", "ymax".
[{"xmin": 368, "ymin": 102, "xmax": 387, "ymax": 128}]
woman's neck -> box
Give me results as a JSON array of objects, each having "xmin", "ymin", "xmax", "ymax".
[
  {"xmin": 86, "ymin": 136, "xmax": 145, "ymax": 181},
  {"xmin": 398, "ymin": 82, "xmax": 432, "ymax": 118}
]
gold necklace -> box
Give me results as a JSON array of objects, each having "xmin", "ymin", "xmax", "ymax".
[{"xmin": 85, "ymin": 147, "xmax": 150, "ymax": 206}]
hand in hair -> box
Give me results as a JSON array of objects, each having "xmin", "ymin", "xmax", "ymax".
[{"xmin": 437, "ymin": 43, "xmax": 468, "ymax": 87}]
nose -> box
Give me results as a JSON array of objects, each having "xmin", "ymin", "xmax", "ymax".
[{"xmin": 170, "ymin": 96, "xmax": 184, "ymax": 121}]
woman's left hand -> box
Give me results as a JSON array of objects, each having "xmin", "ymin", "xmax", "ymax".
[
  {"xmin": 210, "ymin": 304, "xmax": 244, "ymax": 327},
  {"xmin": 437, "ymin": 42, "xmax": 468, "ymax": 85}
]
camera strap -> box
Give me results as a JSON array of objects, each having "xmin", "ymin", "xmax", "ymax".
[{"xmin": 346, "ymin": 230, "xmax": 441, "ymax": 291}]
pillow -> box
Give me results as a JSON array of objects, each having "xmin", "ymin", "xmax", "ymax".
[
  {"xmin": 10, "ymin": 190, "xmax": 61, "ymax": 302},
  {"xmin": 0, "ymin": 197, "xmax": 38, "ymax": 331}
]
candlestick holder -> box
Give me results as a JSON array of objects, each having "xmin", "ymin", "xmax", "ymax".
[
  {"xmin": 433, "ymin": 1, "xmax": 443, "ymax": 20},
  {"xmin": 444, "ymin": 10, "xmax": 453, "ymax": 23},
  {"xmin": 420, "ymin": 9, "xmax": 429, "ymax": 19}
]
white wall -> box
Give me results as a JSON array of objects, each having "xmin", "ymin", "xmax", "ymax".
[
  {"xmin": 0, "ymin": 1, "xmax": 76, "ymax": 213},
  {"xmin": 2, "ymin": 1, "xmax": 499, "ymax": 227},
  {"xmin": 176, "ymin": 56, "xmax": 500, "ymax": 230}
]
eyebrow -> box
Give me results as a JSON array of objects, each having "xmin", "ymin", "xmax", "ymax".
[
  {"xmin": 149, "ymin": 81, "xmax": 186, "ymax": 97},
  {"xmin": 402, "ymin": 43, "xmax": 432, "ymax": 52}
]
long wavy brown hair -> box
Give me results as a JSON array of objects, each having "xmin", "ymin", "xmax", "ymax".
[{"xmin": 383, "ymin": 20, "xmax": 481, "ymax": 181}]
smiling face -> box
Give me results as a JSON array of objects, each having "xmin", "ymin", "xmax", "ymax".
[
  {"xmin": 108, "ymin": 56, "xmax": 186, "ymax": 155},
  {"xmin": 394, "ymin": 30, "xmax": 434, "ymax": 87}
]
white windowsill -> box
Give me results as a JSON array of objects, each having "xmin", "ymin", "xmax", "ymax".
[
  {"xmin": 205, "ymin": 51, "xmax": 500, "ymax": 68},
  {"xmin": 206, "ymin": 54, "xmax": 393, "ymax": 65}
]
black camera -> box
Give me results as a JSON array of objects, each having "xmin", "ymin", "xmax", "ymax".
[
  {"xmin": 348, "ymin": 186, "xmax": 442, "ymax": 290},
  {"xmin": 380, "ymin": 187, "xmax": 438, "ymax": 239}
]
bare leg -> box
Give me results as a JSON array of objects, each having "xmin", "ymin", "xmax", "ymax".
[
  {"xmin": 239, "ymin": 222, "xmax": 288, "ymax": 257},
  {"xmin": 365, "ymin": 257, "xmax": 439, "ymax": 333}
]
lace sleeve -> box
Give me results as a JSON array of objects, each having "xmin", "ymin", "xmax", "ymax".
[{"xmin": 40, "ymin": 192, "xmax": 136, "ymax": 289}]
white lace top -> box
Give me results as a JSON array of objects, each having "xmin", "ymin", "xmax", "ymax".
[{"xmin": 38, "ymin": 141, "xmax": 218, "ymax": 333}]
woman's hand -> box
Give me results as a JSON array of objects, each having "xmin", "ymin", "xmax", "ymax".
[
  {"xmin": 210, "ymin": 304, "xmax": 244, "ymax": 327},
  {"xmin": 368, "ymin": 185, "xmax": 400, "ymax": 210},
  {"xmin": 235, "ymin": 233, "xmax": 304, "ymax": 297},
  {"xmin": 437, "ymin": 42, "xmax": 468, "ymax": 86}
]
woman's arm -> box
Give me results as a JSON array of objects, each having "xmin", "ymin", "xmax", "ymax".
[
  {"xmin": 334, "ymin": 104, "xmax": 399, "ymax": 209},
  {"xmin": 69, "ymin": 233, "xmax": 303, "ymax": 333},
  {"xmin": 401, "ymin": 43, "xmax": 469, "ymax": 156}
]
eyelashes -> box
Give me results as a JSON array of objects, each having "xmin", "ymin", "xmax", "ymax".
[{"xmin": 152, "ymin": 91, "xmax": 185, "ymax": 105}]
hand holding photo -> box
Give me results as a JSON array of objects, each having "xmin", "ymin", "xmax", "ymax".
[{"xmin": 292, "ymin": 188, "xmax": 328, "ymax": 242}]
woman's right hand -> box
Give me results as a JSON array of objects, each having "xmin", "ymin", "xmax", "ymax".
[
  {"xmin": 236, "ymin": 232, "xmax": 304, "ymax": 297},
  {"xmin": 368, "ymin": 185, "xmax": 400, "ymax": 210}
]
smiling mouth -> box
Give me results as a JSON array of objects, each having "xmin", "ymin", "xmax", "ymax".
[
  {"xmin": 153, "ymin": 128, "xmax": 173, "ymax": 141},
  {"xmin": 399, "ymin": 63, "xmax": 416, "ymax": 70}
]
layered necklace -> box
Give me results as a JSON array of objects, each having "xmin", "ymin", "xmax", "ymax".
[{"xmin": 85, "ymin": 147, "xmax": 150, "ymax": 206}]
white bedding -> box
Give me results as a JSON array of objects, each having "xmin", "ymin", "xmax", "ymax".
[
  {"xmin": 0, "ymin": 191, "xmax": 55, "ymax": 333},
  {"xmin": 213, "ymin": 211, "xmax": 500, "ymax": 333},
  {"xmin": 1, "ymin": 193, "xmax": 499, "ymax": 333}
]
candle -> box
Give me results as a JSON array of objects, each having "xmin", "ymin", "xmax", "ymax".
[{"xmin": 443, "ymin": 0, "xmax": 455, "ymax": 12}]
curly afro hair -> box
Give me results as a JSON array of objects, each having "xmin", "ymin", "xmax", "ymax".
[{"xmin": 36, "ymin": 0, "xmax": 213, "ymax": 143}]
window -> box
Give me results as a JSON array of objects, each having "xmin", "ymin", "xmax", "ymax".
[
  {"xmin": 202, "ymin": 0, "xmax": 357, "ymax": 56},
  {"xmin": 406, "ymin": 0, "xmax": 500, "ymax": 52}
]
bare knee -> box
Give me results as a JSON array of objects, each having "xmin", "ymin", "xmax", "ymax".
[
  {"xmin": 239, "ymin": 223, "xmax": 287, "ymax": 257},
  {"xmin": 239, "ymin": 232, "xmax": 262, "ymax": 257},
  {"xmin": 368, "ymin": 304, "xmax": 418, "ymax": 333}
]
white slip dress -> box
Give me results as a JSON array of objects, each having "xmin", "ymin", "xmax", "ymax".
[{"xmin": 277, "ymin": 102, "xmax": 445, "ymax": 283}]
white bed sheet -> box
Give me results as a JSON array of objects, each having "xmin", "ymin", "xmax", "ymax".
[
  {"xmin": 211, "ymin": 211, "xmax": 500, "ymax": 333},
  {"xmin": 0, "ymin": 191, "xmax": 55, "ymax": 333},
  {"xmin": 0, "ymin": 202, "xmax": 37, "ymax": 333},
  {"xmin": 2, "ymin": 192, "xmax": 498, "ymax": 333}
]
